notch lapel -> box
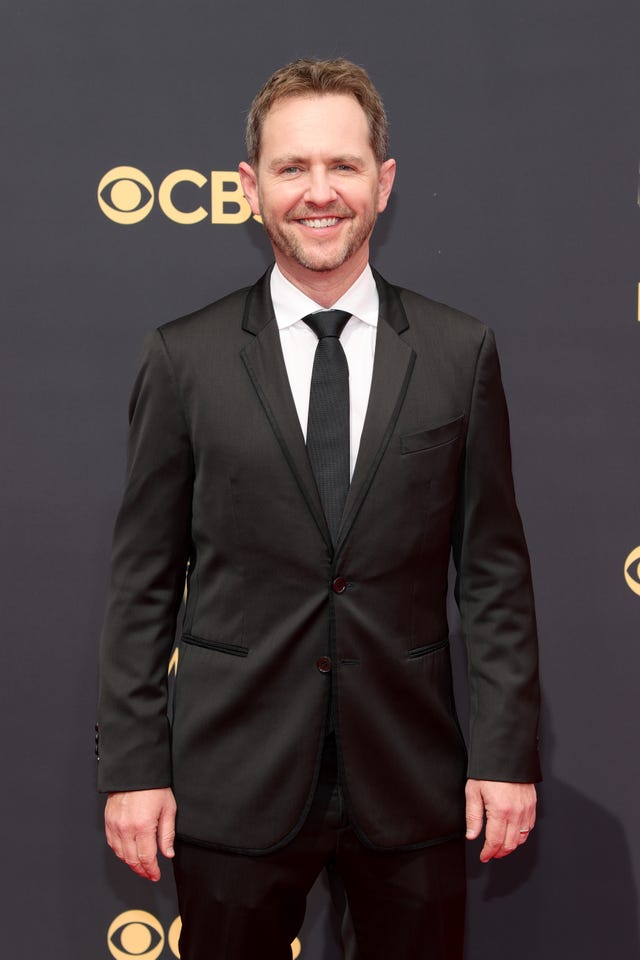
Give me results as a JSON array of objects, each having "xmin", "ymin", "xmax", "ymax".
[
  {"xmin": 335, "ymin": 274, "xmax": 416, "ymax": 553},
  {"xmin": 240, "ymin": 270, "xmax": 332, "ymax": 547}
]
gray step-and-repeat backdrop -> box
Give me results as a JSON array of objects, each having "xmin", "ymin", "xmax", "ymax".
[{"xmin": 2, "ymin": 1, "xmax": 639, "ymax": 957}]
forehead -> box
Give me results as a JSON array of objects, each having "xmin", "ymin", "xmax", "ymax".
[{"xmin": 259, "ymin": 94, "xmax": 372, "ymax": 160}]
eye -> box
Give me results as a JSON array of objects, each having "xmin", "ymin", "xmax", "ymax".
[
  {"xmin": 107, "ymin": 910, "xmax": 165, "ymax": 960},
  {"xmin": 98, "ymin": 166, "xmax": 154, "ymax": 224}
]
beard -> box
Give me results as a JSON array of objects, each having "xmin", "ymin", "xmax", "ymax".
[{"xmin": 259, "ymin": 201, "xmax": 379, "ymax": 273}]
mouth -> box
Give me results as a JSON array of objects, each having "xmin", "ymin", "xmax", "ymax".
[{"xmin": 297, "ymin": 217, "xmax": 342, "ymax": 229}]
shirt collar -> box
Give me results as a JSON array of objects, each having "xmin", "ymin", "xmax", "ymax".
[{"xmin": 270, "ymin": 263, "xmax": 379, "ymax": 330}]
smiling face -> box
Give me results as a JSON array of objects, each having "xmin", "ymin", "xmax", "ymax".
[{"xmin": 239, "ymin": 94, "xmax": 395, "ymax": 297}]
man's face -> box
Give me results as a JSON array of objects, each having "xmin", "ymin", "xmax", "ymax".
[{"xmin": 239, "ymin": 94, "xmax": 395, "ymax": 284}]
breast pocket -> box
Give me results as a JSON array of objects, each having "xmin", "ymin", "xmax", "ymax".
[
  {"xmin": 400, "ymin": 415, "xmax": 465, "ymax": 455},
  {"xmin": 398, "ymin": 415, "xmax": 465, "ymax": 500}
]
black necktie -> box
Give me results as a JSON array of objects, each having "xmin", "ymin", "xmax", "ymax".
[{"xmin": 302, "ymin": 309, "xmax": 352, "ymax": 543}]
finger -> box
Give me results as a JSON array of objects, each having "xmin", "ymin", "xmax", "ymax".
[
  {"xmin": 495, "ymin": 821, "xmax": 522, "ymax": 859},
  {"xmin": 136, "ymin": 830, "xmax": 161, "ymax": 882},
  {"xmin": 121, "ymin": 832, "xmax": 147, "ymax": 877},
  {"xmin": 496, "ymin": 799, "xmax": 536, "ymax": 858},
  {"xmin": 517, "ymin": 827, "xmax": 531, "ymax": 846},
  {"xmin": 493, "ymin": 802, "xmax": 534, "ymax": 859},
  {"xmin": 479, "ymin": 812, "xmax": 507, "ymax": 862},
  {"xmin": 515, "ymin": 795, "xmax": 537, "ymax": 848},
  {"xmin": 110, "ymin": 818, "xmax": 150, "ymax": 879},
  {"xmin": 517, "ymin": 805, "xmax": 536, "ymax": 846},
  {"xmin": 105, "ymin": 830, "xmax": 124, "ymax": 862},
  {"xmin": 465, "ymin": 783, "xmax": 485, "ymax": 840},
  {"xmin": 105, "ymin": 813, "xmax": 145, "ymax": 876}
]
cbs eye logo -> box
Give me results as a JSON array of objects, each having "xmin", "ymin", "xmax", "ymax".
[
  {"xmin": 107, "ymin": 910, "xmax": 301, "ymax": 958},
  {"xmin": 107, "ymin": 911, "xmax": 176, "ymax": 960},
  {"xmin": 97, "ymin": 166, "xmax": 262, "ymax": 226},
  {"xmin": 624, "ymin": 545, "xmax": 640, "ymax": 596},
  {"xmin": 98, "ymin": 167, "xmax": 154, "ymax": 225}
]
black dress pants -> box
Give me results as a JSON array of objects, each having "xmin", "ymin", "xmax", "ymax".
[{"xmin": 173, "ymin": 736, "xmax": 466, "ymax": 960}]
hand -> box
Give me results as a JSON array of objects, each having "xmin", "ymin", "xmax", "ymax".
[
  {"xmin": 465, "ymin": 779, "xmax": 536, "ymax": 862},
  {"xmin": 104, "ymin": 787, "xmax": 177, "ymax": 881}
]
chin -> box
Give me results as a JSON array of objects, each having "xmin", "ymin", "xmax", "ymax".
[
  {"xmin": 297, "ymin": 251, "xmax": 352, "ymax": 272},
  {"xmin": 285, "ymin": 235, "xmax": 362, "ymax": 274}
]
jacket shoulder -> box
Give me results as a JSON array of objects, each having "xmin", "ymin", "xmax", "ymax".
[
  {"xmin": 158, "ymin": 284, "xmax": 252, "ymax": 346},
  {"xmin": 395, "ymin": 285, "xmax": 490, "ymax": 345}
]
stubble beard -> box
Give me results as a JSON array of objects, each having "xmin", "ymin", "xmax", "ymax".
[{"xmin": 260, "ymin": 203, "xmax": 379, "ymax": 274}]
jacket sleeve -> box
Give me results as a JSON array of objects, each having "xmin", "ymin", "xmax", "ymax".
[
  {"xmin": 97, "ymin": 329, "xmax": 194, "ymax": 792},
  {"xmin": 451, "ymin": 327, "xmax": 541, "ymax": 783}
]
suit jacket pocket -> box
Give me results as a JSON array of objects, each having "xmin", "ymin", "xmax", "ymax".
[
  {"xmin": 406, "ymin": 638, "xmax": 449, "ymax": 659},
  {"xmin": 181, "ymin": 633, "xmax": 249, "ymax": 657},
  {"xmin": 400, "ymin": 415, "xmax": 465, "ymax": 455}
]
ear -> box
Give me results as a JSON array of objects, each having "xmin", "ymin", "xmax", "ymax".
[
  {"xmin": 238, "ymin": 161, "xmax": 261, "ymax": 217},
  {"xmin": 376, "ymin": 158, "xmax": 396, "ymax": 214}
]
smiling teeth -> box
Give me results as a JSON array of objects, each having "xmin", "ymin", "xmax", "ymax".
[{"xmin": 300, "ymin": 218, "xmax": 340, "ymax": 228}]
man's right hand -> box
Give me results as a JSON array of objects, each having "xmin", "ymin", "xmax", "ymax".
[{"xmin": 104, "ymin": 787, "xmax": 177, "ymax": 881}]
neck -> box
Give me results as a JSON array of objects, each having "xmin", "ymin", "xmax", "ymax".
[{"xmin": 275, "ymin": 248, "xmax": 369, "ymax": 307}]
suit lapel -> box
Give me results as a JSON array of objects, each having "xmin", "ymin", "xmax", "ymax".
[
  {"xmin": 335, "ymin": 274, "xmax": 416, "ymax": 553},
  {"xmin": 240, "ymin": 269, "xmax": 416, "ymax": 555},
  {"xmin": 240, "ymin": 270, "xmax": 332, "ymax": 547}
]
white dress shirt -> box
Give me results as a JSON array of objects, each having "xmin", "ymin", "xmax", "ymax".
[{"xmin": 270, "ymin": 263, "xmax": 378, "ymax": 479}]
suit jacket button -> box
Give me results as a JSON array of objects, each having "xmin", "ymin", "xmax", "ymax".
[
  {"xmin": 317, "ymin": 656, "xmax": 332, "ymax": 673},
  {"xmin": 332, "ymin": 577, "xmax": 347, "ymax": 594}
]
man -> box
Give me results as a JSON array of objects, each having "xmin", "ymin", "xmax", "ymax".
[{"xmin": 98, "ymin": 59, "xmax": 540, "ymax": 959}]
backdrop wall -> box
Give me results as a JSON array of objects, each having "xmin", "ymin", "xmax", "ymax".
[{"xmin": 2, "ymin": 2, "xmax": 639, "ymax": 957}]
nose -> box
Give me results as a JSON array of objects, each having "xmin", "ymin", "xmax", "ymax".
[{"xmin": 304, "ymin": 166, "xmax": 337, "ymax": 206}]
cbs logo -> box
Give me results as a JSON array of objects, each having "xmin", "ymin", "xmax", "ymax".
[
  {"xmin": 624, "ymin": 545, "xmax": 640, "ymax": 596},
  {"xmin": 107, "ymin": 910, "xmax": 301, "ymax": 958},
  {"xmin": 107, "ymin": 911, "xmax": 178, "ymax": 960},
  {"xmin": 98, "ymin": 166, "xmax": 262, "ymax": 226}
]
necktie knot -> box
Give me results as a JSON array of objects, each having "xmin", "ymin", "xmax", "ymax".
[{"xmin": 302, "ymin": 309, "xmax": 351, "ymax": 340}]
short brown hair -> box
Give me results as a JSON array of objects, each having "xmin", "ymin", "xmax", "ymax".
[{"xmin": 245, "ymin": 58, "xmax": 389, "ymax": 166}]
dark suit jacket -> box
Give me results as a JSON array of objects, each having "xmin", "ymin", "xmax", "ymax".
[{"xmin": 97, "ymin": 268, "xmax": 541, "ymax": 854}]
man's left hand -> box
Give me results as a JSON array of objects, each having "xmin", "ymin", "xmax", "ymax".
[{"xmin": 465, "ymin": 779, "xmax": 536, "ymax": 862}]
